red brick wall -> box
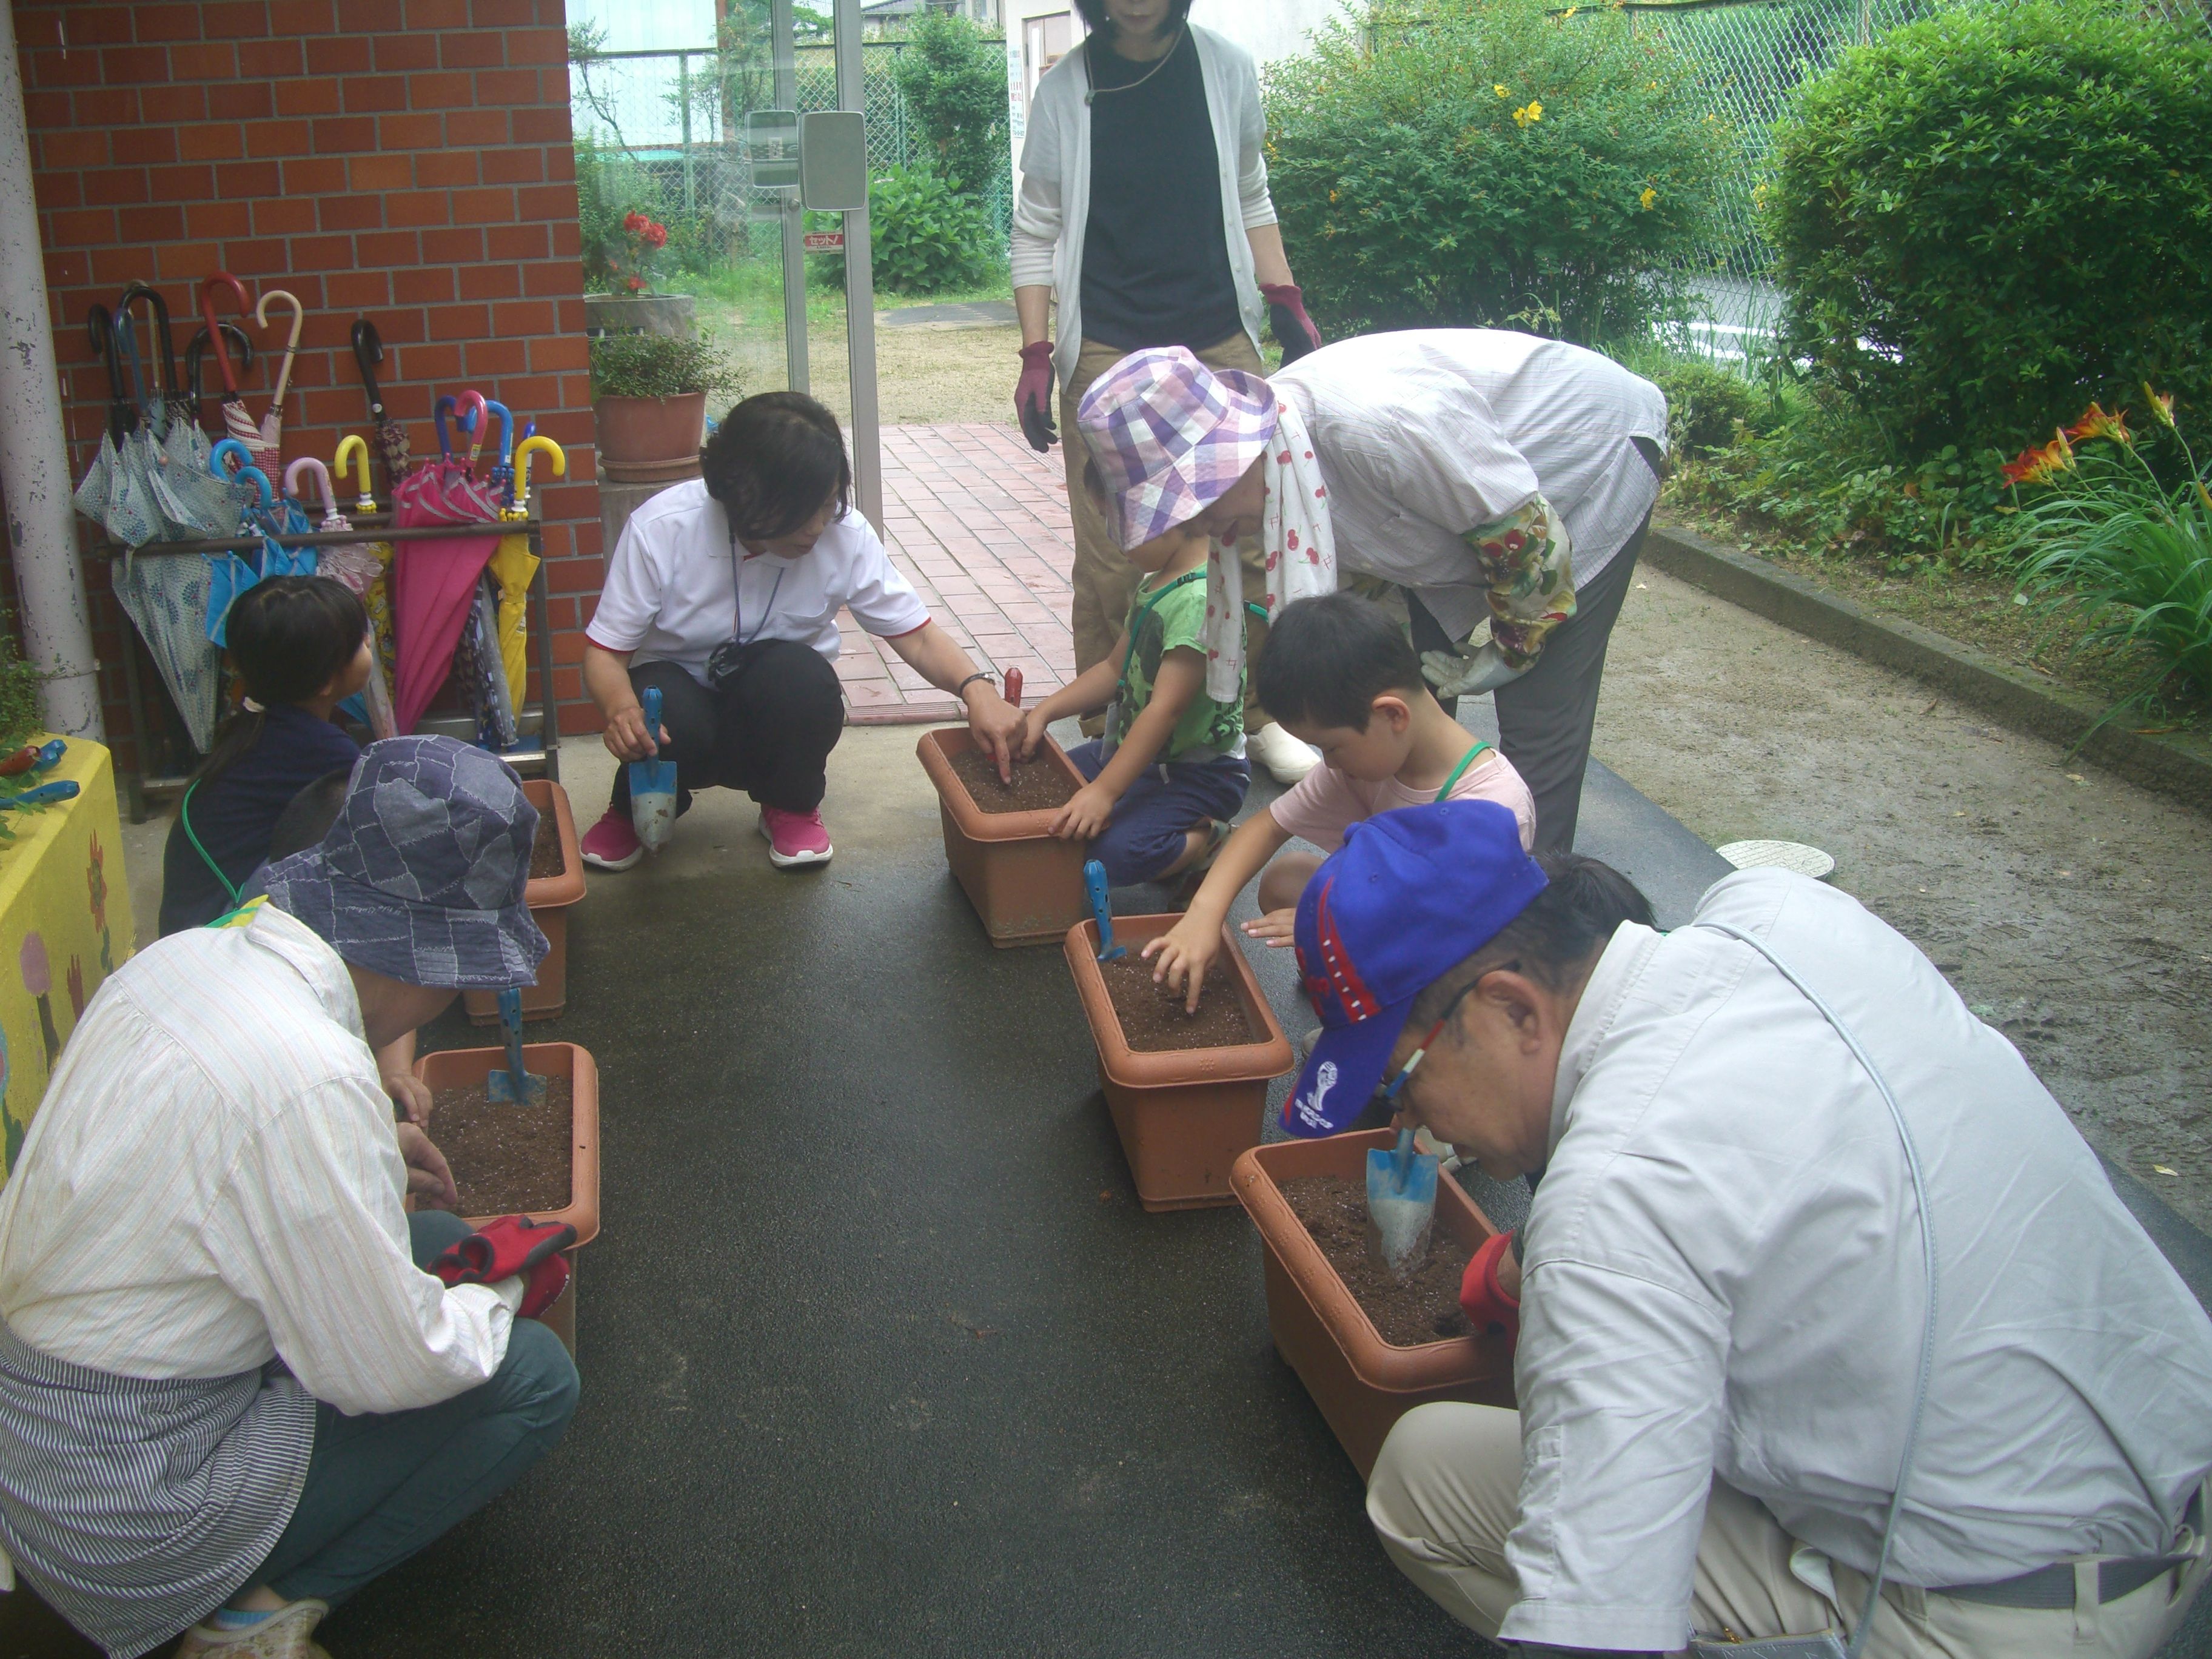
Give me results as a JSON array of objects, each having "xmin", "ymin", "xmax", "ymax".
[{"xmin": 13, "ymin": 0, "xmax": 605, "ymax": 774}]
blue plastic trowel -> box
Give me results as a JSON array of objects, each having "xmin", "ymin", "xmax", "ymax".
[
  {"xmin": 485, "ymin": 986, "xmax": 547, "ymax": 1105},
  {"xmin": 1084, "ymin": 859, "xmax": 1125, "ymax": 961},
  {"xmin": 628, "ymin": 683, "xmax": 678, "ymax": 854},
  {"xmin": 1367, "ymin": 1128, "xmax": 1440, "ymax": 1281}
]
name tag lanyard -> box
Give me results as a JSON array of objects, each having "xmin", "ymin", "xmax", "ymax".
[{"xmin": 730, "ymin": 535, "xmax": 786, "ymax": 649}]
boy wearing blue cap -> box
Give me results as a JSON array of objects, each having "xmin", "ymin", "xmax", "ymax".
[{"xmin": 1286, "ymin": 802, "xmax": 2212, "ymax": 1659}]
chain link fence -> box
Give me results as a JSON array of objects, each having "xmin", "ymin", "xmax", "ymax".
[{"xmin": 568, "ymin": 41, "xmax": 1013, "ymax": 268}]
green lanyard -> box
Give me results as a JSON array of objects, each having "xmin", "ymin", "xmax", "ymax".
[
  {"xmin": 178, "ymin": 779, "xmax": 243, "ymax": 909},
  {"xmin": 1432, "ymin": 739, "xmax": 1491, "ymax": 803},
  {"xmin": 1118, "ymin": 568, "xmax": 1208, "ymax": 687}
]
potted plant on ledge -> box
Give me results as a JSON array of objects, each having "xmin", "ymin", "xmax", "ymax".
[{"xmin": 588, "ymin": 330, "xmax": 742, "ymax": 485}]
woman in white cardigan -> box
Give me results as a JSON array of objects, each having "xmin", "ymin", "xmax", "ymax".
[{"xmin": 1010, "ymin": 0, "xmax": 1324, "ymax": 782}]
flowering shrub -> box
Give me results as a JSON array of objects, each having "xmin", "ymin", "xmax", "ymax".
[
  {"xmin": 608, "ymin": 210, "xmax": 671, "ymax": 295},
  {"xmin": 1264, "ymin": 0, "xmax": 1728, "ymax": 343},
  {"xmin": 1765, "ymin": 0, "xmax": 2212, "ymax": 460}
]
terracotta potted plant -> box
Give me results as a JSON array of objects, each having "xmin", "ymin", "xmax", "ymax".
[
  {"xmin": 588, "ymin": 330, "xmax": 742, "ymax": 484},
  {"xmin": 415, "ymin": 1041, "xmax": 600, "ymax": 1354},
  {"xmin": 1062, "ymin": 913, "xmax": 1295, "ymax": 1211},
  {"xmin": 461, "ymin": 778, "xmax": 586, "ymax": 1025},
  {"xmin": 1232, "ymin": 1128, "xmax": 1514, "ymax": 1480},
  {"xmin": 917, "ymin": 726, "xmax": 1093, "ymax": 947}
]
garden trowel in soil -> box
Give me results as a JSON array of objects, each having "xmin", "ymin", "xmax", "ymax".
[
  {"xmin": 1084, "ymin": 859, "xmax": 1125, "ymax": 961},
  {"xmin": 1367, "ymin": 1128, "xmax": 1439, "ymax": 1283},
  {"xmin": 629, "ymin": 683, "xmax": 678, "ymax": 854},
  {"xmin": 485, "ymin": 987, "xmax": 546, "ymax": 1105}
]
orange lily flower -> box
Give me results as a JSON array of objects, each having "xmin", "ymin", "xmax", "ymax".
[
  {"xmin": 2000, "ymin": 430, "xmax": 2074, "ymax": 487},
  {"xmin": 2142, "ymin": 384, "xmax": 2177, "ymax": 430},
  {"xmin": 2063, "ymin": 402, "xmax": 2130, "ymax": 446}
]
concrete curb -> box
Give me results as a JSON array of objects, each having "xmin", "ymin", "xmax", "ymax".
[{"xmin": 1644, "ymin": 522, "xmax": 2212, "ymax": 816}]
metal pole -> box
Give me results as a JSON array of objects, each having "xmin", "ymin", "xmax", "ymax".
[
  {"xmin": 0, "ymin": 5, "xmax": 101, "ymax": 740},
  {"xmin": 680, "ymin": 52, "xmax": 697, "ymax": 215},
  {"xmin": 834, "ymin": 0, "xmax": 882, "ymax": 531},
  {"xmin": 773, "ymin": 0, "xmax": 808, "ymax": 394}
]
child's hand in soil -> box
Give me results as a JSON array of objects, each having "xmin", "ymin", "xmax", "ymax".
[
  {"xmin": 1013, "ymin": 707, "xmax": 1051, "ymax": 762},
  {"xmin": 1241, "ymin": 906, "xmax": 1298, "ymax": 947},
  {"xmin": 1052, "ymin": 780, "xmax": 1115, "ymax": 842},
  {"xmin": 395, "ymin": 1122, "xmax": 460, "ymax": 1212},
  {"xmin": 1143, "ymin": 914, "xmax": 1218, "ymax": 1013}
]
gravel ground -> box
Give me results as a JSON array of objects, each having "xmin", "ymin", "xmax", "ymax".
[{"xmin": 1599, "ymin": 554, "xmax": 2212, "ymax": 1233}]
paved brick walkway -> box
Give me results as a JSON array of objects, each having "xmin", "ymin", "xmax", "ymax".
[{"xmin": 837, "ymin": 423, "xmax": 1080, "ymax": 725}]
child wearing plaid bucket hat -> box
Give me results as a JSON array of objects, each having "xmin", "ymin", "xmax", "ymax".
[{"xmin": 1009, "ymin": 347, "xmax": 1282, "ymax": 885}]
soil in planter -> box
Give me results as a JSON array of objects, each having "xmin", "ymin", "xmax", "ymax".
[
  {"xmin": 431, "ymin": 1074, "xmax": 575, "ymax": 1218},
  {"xmin": 529, "ymin": 809, "xmax": 566, "ymax": 881},
  {"xmin": 1099, "ymin": 956, "xmax": 1256, "ymax": 1051},
  {"xmin": 1280, "ymin": 1175, "xmax": 1474, "ymax": 1348},
  {"xmin": 947, "ymin": 745, "xmax": 1078, "ymax": 813}
]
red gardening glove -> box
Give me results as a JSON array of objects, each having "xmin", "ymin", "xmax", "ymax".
[
  {"xmin": 1261, "ymin": 282, "xmax": 1323, "ymax": 365},
  {"xmin": 1014, "ymin": 340, "xmax": 1057, "ymax": 452},
  {"xmin": 1460, "ymin": 1230, "xmax": 1520, "ymax": 1346},
  {"xmin": 431, "ymin": 1214, "xmax": 576, "ymax": 1321}
]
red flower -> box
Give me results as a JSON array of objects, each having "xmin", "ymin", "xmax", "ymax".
[
  {"xmin": 623, "ymin": 210, "xmax": 647, "ymax": 234},
  {"xmin": 644, "ymin": 223, "xmax": 669, "ymax": 249},
  {"xmin": 624, "ymin": 275, "xmax": 646, "ymax": 292},
  {"xmin": 2063, "ymin": 402, "xmax": 2131, "ymax": 447}
]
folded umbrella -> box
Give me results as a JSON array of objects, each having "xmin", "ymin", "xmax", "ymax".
[
  {"xmin": 389, "ymin": 394, "xmax": 502, "ymax": 736},
  {"xmin": 488, "ymin": 434, "xmax": 567, "ymax": 712},
  {"xmin": 198, "ymin": 273, "xmax": 258, "ymax": 460},
  {"xmin": 113, "ymin": 309, "xmax": 196, "ymax": 541},
  {"xmin": 72, "ymin": 306, "xmax": 160, "ymax": 549},
  {"xmin": 250, "ymin": 289, "xmax": 304, "ymax": 478},
  {"xmin": 286, "ymin": 457, "xmax": 396, "ymax": 740},
  {"xmin": 334, "ymin": 433, "xmax": 400, "ymax": 709},
  {"xmin": 202, "ymin": 446, "xmax": 278, "ymax": 646},
  {"xmin": 350, "ymin": 319, "xmax": 411, "ymax": 492}
]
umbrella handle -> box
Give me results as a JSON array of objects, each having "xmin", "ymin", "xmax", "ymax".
[
  {"xmin": 118, "ymin": 284, "xmax": 178, "ymax": 405},
  {"xmin": 350, "ymin": 318, "xmax": 386, "ymax": 413},
  {"xmin": 116, "ymin": 313, "xmax": 150, "ymax": 427},
  {"xmin": 255, "ymin": 289, "xmax": 305, "ymax": 413},
  {"xmin": 210, "ymin": 437, "xmax": 255, "ymax": 479},
  {"xmin": 483, "ymin": 400, "xmax": 515, "ymax": 467},
  {"xmin": 458, "ymin": 390, "xmax": 489, "ymax": 466},
  {"xmin": 284, "ymin": 457, "xmax": 333, "ymax": 520},
  {"xmin": 334, "ymin": 434, "xmax": 376, "ymax": 513},
  {"xmin": 434, "ymin": 394, "xmax": 459, "ymax": 459},
  {"xmin": 230, "ymin": 465, "xmax": 273, "ymax": 509},
  {"xmin": 197, "ymin": 273, "xmax": 249, "ymax": 397},
  {"xmin": 512, "ymin": 435, "xmax": 566, "ymax": 511}
]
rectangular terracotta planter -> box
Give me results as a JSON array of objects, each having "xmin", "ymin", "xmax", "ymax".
[
  {"xmin": 415, "ymin": 1041, "xmax": 601, "ymax": 1355},
  {"xmin": 1064, "ymin": 913, "xmax": 1295, "ymax": 1212},
  {"xmin": 1232, "ymin": 1129, "xmax": 1515, "ymax": 1481},
  {"xmin": 463, "ymin": 777, "xmax": 587, "ymax": 1025},
  {"xmin": 917, "ymin": 726, "xmax": 1091, "ymax": 948}
]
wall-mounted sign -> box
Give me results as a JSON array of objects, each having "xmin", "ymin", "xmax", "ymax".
[
  {"xmin": 803, "ymin": 230, "xmax": 845, "ymax": 252},
  {"xmin": 743, "ymin": 109, "xmax": 800, "ymax": 189}
]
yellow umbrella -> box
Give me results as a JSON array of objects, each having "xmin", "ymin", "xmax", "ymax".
[
  {"xmin": 333, "ymin": 434, "xmax": 399, "ymax": 714},
  {"xmin": 493, "ymin": 435, "xmax": 566, "ymax": 712}
]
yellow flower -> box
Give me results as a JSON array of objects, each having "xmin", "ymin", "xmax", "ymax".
[
  {"xmin": 1639, "ymin": 186, "xmax": 1657, "ymax": 210},
  {"xmin": 1329, "ymin": 189, "xmax": 1339, "ymax": 203},
  {"xmin": 2142, "ymin": 383, "xmax": 2177, "ymax": 429},
  {"xmin": 1562, "ymin": 4, "xmax": 1577, "ymax": 15},
  {"xmin": 1495, "ymin": 83, "xmax": 1509, "ymax": 96},
  {"xmin": 1512, "ymin": 101, "xmax": 1543, "ymax": 127}
]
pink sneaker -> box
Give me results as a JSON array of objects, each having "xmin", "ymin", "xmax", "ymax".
[
  {"xmin": 759, "ymin": 805, "xmax": 832, "ymax": 868},
  {"xmin": 580, "ymin": 807, "xmax": 645, "ymax": 872}
]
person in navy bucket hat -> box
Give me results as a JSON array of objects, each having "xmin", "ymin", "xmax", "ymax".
[{"xmin": 1284, "ymin": 799, "xmax": 1547, "ymax": 1136}]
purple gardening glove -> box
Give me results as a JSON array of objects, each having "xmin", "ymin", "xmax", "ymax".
[
  {"xmin": 1261, "ymin": 282, "xmax": 1323, "ymax": 365},
  {"xmin": 1014, "ymin": 341, "xmax": 1057, "ymax": 452}
]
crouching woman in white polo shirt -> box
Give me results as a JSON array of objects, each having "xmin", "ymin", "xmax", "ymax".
[{"xmin": 580, "ymin": 393, "xmax": 1023, "ymax": 870}]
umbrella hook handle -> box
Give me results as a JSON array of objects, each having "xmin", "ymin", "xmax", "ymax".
[
  {"xmin": 115, "ymin": 312, "xmax": 150, "ymax": 432},
  {"xmin": 457, "ymin": 390, "xmax": 489, "ymax": 467},
  {"xmin": 210, "ymin": 437, "xmax": 255, "ymax": 481},
  {"xmin": 512, "ymin": 435, "xmax": 566, "ymax": 512},
  {"xmin": 284, "ymin": 457, "xmax": 340, "ymax": 528},
  {"xmin": 482, "ymin": 400, "xmax": 515, "ymax": 470},
  {"xmin": 229, "ymin": 464, "xmax": 273, "ymax": 510},
  {"xmin": 433, "ymin": 394, "xmax": 460, "ymax": 459},
  {"xmin": 255, "ymin": 289, "xmax": 306, "ymax": 415},
  {"xmin": 197, "ymin": 273, "xmax": 250, "ymax": 398},
  {"xmin": 350, "ymin": 318, "xmax": 386, "ymax": 410},
  {"xmin": 117, "ymin": 284, "xmax": 178, "ymax": 407},
  {"xmin": 334, "ymin": 434, "xmax": 376, "ymax": 514}
]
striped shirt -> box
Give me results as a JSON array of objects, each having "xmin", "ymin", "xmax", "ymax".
[
  {"xmin": 0, "ymin": 898, "xmax": 518, "ymax": 1409},
  {"xmin": 1273, "ymin": 329, "xmax": 1667, "ymax": 642}
]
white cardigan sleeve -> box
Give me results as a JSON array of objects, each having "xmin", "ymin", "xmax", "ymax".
[
  {"xmin": 1010, "ymin": 81, "xmax": 1067, "ymax": 290},
  {"xmin": 1235, "ymin": 53, "xmax": 1277, "ymax": 230}
]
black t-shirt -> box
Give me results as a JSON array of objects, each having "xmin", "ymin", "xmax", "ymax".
[
  {"xmin": 1079, "ymin": 29, "xmax": 1244, "ymax": 354},
  {"xmin": 158, "ymin": 706, "xmax": 361, "ymax": 936}
]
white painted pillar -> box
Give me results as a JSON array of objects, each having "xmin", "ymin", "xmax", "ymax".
[
  {"xmin": 833, "ymin": 0, "xmax": 882, "ymax": 533},
  {"xmin": 0, "ymin": 5, "xmax": 101, "ymax": 739}
]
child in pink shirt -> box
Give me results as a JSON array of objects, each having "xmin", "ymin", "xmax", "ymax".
[{"xmin": 1145, "ymin": 594, "xmax": 1535, "ymax": 1008}]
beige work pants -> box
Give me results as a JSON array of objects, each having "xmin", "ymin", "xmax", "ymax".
[
  {"xmin": 1060, "ymin": 333, "xmax": 1273, "ymax": 734},
  {"xmin": 1367, "ymin": 1403, "xmax": 2208, "ymax": 1659}
]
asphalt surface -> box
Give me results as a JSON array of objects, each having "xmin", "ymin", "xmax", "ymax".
[{"xmin": 36, "ymin": 723, "xmax": 2212, "ymax": 1657}]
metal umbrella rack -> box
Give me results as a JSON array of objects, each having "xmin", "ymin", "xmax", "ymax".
[{"xmin": 87, "ymin": 513, "xmax": 563, "ymax": 822}]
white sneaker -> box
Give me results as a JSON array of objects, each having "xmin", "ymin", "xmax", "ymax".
[{"xmin": 1250, "ymin": 722, "xmax": 1321, "ymax": 785}]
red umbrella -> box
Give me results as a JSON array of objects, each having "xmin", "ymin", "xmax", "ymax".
[
  {"xmin": 389, "ymin": 392, "xmax": 502, "ymax": 736},
  {"xmin": 197, "ymin": 273, "xmax": 258, "ymax": 458}
]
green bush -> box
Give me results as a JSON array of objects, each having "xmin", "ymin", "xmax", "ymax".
[
  {"xmin": 1764, "ymin": 0, "xmax": 2212, "ymax": 460},
  {"xmin": 811, "ymin": 167, "xmax": 991, "ymax": 296},
  {"xmin": 588, "ymin": 332, "xmax": 743, "ymax": 401},
  {"xmin": 1649, "ymin": 360, "xmax": 1756, "ymax": 459},
  {"xmin": 890, "ymin": 12, "xmax": 1008, "ymax": 192},
  {"xmin": 1264, "ymin": 0, "xmax": 1729, "ymax": 343}
]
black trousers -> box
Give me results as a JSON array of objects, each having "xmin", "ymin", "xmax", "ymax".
[
  {"xmin": 1408, "ymin": 514, "xmax": 1647, "ymax": 856},
  {"xmin": 608, "ymin": 641, "xmax": 846, "ymax": 817}
]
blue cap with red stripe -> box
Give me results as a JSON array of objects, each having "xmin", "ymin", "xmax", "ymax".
[{"xmin": 1283, "ymin": 800, "xmax": 1548, "ymax": 1136}]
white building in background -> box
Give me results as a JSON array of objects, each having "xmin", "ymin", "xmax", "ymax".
[{"xmin": 1004, "ymin": 0, "xmax": 1350, "ymax": 187}]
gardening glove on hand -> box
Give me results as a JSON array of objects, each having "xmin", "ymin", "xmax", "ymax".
[
  {"xmin": 1421, "ymin": 640, "xmax": 1529, "ymax": 700},
  {"xmin": 1460, "ymin": 1230, "xmax": 1520, "ymax": 1345},
  {"xmin": 431, "ymin": 1214, "xmax": 577, "ymax": 1321},
  {"xmin": 1260, "ymin": 283, "xmax": 1323, "ymax": 364},
  {"xmin": 1014, "ymin": 341, "xmax": 1058, "ymax": 452}
]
